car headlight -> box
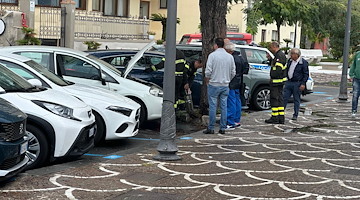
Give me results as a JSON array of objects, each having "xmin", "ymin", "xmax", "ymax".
[
  {"xmin": 106, "ymin": 106, "xmax": 132, "ymax": 117},
  {"xmin": 32, "ymin": 100, "xmax": 80, "ymax": 121},
  {"xmin": 149, "ymin": 86, "xmax": 163, "ymax": 97}
]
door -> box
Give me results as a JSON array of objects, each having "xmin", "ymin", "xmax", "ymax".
[{"xmin": 55, "ymin": 53, "xmax": 110, "ymax": 90}]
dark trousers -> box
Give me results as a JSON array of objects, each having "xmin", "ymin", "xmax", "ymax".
[
  {"xmin": 175, "ymin": 76, "xmax": 185, "ymax": 108},
  {"xmin": 270, "ymin": 84, "xmax": 284, "ymax": 117},
  {"xmin": 283, "ymin": 81, "xmax": 301, "ymax": 117}
]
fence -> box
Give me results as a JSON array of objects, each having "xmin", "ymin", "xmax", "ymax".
[{"xmin": 35, "ymin": 7, "xmax": 150, "ymax": 41}]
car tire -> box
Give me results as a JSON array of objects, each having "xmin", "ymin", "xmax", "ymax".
[
  {"xmin": 93, "ymin": 112, "xmax": 106, "ymax": 145},
  {"xmin": 251, "ymin": 86, "xmax": 271, "ymax": 110},
  {"xmin": 129, "ymin": 97, "xmax": 146, "ymax": 126},
  {"xmin": 25, "ymin": 124, "xmax": 49, "ymax": 170}
]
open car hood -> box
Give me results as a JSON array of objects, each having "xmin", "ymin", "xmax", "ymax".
[{"xmin": 123, "ymin": 41, "xmax": 156, "ymax": 78}]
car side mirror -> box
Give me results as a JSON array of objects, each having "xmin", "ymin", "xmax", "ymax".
[
  {"xmin": 0, "ymin": 86, "xmax": 5, "ymax": 94},
  {"xmin": 27, "ymin": 79, "xmax": 42, "ymax": 87},
  {"xmin": 101, "ymin": 73, "xmax": 107, "ymax": 85}
]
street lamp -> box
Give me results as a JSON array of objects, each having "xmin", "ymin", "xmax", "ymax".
[
  {"xmin": 153, "ymin": 0, "xmax": 181, "ymax": 161},
  {"xmin": 338, "ymin": 0, "xmax": 352, "ymax": 102}
]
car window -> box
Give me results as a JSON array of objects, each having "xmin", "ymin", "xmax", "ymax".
[
  {"xmin": 110, "ymin": 56, "xmax": 132, "ymax": 67},
  {"xmin": 102, "ymin": 70, "xmax": 117, "ymax": 83},
  {"xmin": 57, "ymin": 54, "xmax": 101, "ymax": 80},
  {"xmin": 0, "ymin": 60, "xmax": 51, "ymax": 88},
  {"xmin": 243, "ymin": 49, "xmax": 268, "ymax": 64},
  {"xmin": 16, "ymin": 52, "xmax": 51, "ymax": 70}
]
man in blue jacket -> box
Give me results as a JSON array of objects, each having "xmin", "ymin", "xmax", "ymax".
[
  {"xmin": 349, "ymin": 51, "xmax": 360, "ymax": 117},
  {"xmin": 283, "ymin": 48, "xmax": 309, "ymax": 121}
]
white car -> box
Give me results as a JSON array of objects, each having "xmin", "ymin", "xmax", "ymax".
[
  {"xmin": 0, "ymin": 54, "xmax": 141, "ymax": 145},
  {"xmin": 0, "ymin": 42, "xmax": 163, "ymax": 125},
  {"xmin": 0, "ymin": 65, "xmax": 96, "ymax": 169}
]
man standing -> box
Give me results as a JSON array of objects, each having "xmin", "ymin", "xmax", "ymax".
[
  {"xmin": 184, "ymin": 59, "xmax": 202, "ymax": 91},
  {"xmin": 283, "ymin": 48, "xmax": 309, "ymax": 120},
  {"xmin": 265, "ymin": 42, "xmax": 287, "ymax": 124},
  {"xmin": 224, "ymin": 42, "xmax": 247, "ymax": 129},
  {"xmin": 203, "ymin": 38, "xmax": 236, "ymax": 134},
  {"xmin": 349, "ymin": 51, "xmax": 360, "ymax": 117}
]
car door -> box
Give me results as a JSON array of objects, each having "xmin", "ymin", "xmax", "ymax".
[{"xmin": 55, "ymin": 53, "xmax": 110, "ymax": 90}]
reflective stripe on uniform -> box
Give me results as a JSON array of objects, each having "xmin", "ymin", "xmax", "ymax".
[
  {"xmin": 272, "ymin": 78, "xmax": 287, "ymax": 83},
  {"xmin": 175, "ymin": 59, "xmax": 186, "ymax": 64},
  {"xmin": 151, "ymin": 65, "xmax": 157, "ymax": 71},
  {"xmin": 175, "ymin": 71, "xmax": 184, "ymax": 75},
  {"xmin": 272, "ymin": 108, "xmax": 279, "ymax": 111},
  {"xmin": 275, "ymin": 62, "xmax": 286, "ymax": 70},
  {"xmin": 271, "ymin": 112, "xmax": 279, "ymax": 116}
]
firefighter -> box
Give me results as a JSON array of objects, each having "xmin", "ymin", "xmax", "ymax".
[
  {"xmin": 265, "ymin": 41, "xmax": 287, "ymax": 124},
  {"xmin": 145, "ymin": 48, "xmax": 189, "ymax": 109}
]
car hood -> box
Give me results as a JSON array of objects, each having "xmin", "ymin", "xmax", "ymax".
[
  {"xmin": 123, "ymin": 41, "xmax": 156, "ymax": 78},
  {"xmin": 63, "ymin": 84, "xmax": 140, "ymax": 109},
  {"xmin": 0, "ymin": 98, "xmax": 27, "ymax": 123},
  {"xmin": 16, "ymin": 89, "xmax": 88, "ymax": 109},
  {"xmin": 126, "ymin": 74, "xmax": 162, "ymax": 88}
]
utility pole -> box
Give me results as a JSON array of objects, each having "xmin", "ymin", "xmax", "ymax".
[
  {"xmin": 154, "ymin": 0, "xmax": 181, "ymax": 161},
  {"xmin": 338, "ymin": 0, "xmax": 352, "ymax": 102}
]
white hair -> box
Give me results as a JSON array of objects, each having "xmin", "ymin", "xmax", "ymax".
[
  {"xmin": 224, "ymin": 42, "xmax": 235, "ymax": 51},
  {"xmin": 290, "ymin": 48, "xmax": 301, "ymax": 56}
]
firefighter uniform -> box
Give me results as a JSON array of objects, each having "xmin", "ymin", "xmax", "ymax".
[
  {"xmin": 149, "ymin": 49, "xmax": 189, "ymax": 108},
  {"xmin": 265, "ymin": 50, "xmax": 287, "ymax": 124}
]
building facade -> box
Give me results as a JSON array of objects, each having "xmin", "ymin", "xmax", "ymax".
[{"xmin": 0, "ymin": 0, "xmax": 300, "ymax": 49}]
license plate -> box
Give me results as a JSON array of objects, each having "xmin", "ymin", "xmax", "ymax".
[
  {"xmin": 20, "ymin": 141, "xmax": 28, "ymax": 155},
  {"xmin": 88, "ymin": 127, "xmax": 95, "ymax": 138}
]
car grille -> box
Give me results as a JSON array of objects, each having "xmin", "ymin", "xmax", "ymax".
[
  {"xmin": 135, "ymin": 108, "xmax": 140, "ymax": 121},
  {"xmin": 0, "ymin": 154, "xmax": 25, "ymax": 170},
  {"xmin": 0, "ymin": 120, "xmax": 26, "ymax": 142}
]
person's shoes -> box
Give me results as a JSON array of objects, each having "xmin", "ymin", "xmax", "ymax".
[
  {"xmin": 278, "ymin": 116, "xmax": 285, "ymax": 124},
  {"xmin": 203, "ymin": 129, "xmax": 214, "ymax": 134},
  {"xmin": 225, "ymin": 125, "xmax": 235, "ymax": 130},
  {"xmin": 234, "ymin": 122, "xmax": 241, "ymax": 128},
  {"xmin": 351, "ymin": 111, "xmax": 356, "ymax": 118},
  {"xmin": 291, "ymin": 116, "xmax": 297, "ymax": 120},
  {"xmin": 265, "ymin": 116, "xmax": 279, "ymax": 124},
  {"xmin": 218, "ymin": 130, "xmax": 225, "ymax": 134}
]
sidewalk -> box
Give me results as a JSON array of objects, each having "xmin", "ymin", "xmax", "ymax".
[{"xmin": 1, "ymin": 95, "xmax": 360, "ymax": 199}]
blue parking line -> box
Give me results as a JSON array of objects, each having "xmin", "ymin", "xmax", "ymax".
[
  {"xmin": 313, "ymin": 92, "xmax": 327, "ymax": 94},
  {"xmin": 180, "ymin": 137, "xmax": 193, "ymax": 140},
  {"xmin": 128, "ymin": 137, "xmax": 160, "ymax": 141},
  {"xmin": 103, "ymin": 155, "xmax": 123, "ymax": 159},
  {"xmin": 84, "ymin": 153, "xmax": 104, "ymax": 157},
  {"xmin": 326, "ymin": 97, "xmax": 334, "ymax": 100}
]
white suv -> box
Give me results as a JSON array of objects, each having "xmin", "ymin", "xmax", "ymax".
[
  {"xmin": 0, "ymin": 65, "xmax": 95, "ymax": 169},
  {"xmin": 0, "ymin": 54, "xmax": 141, "ymax": 145},
  {"xmin": 0, "ymin": 42, "xmax": 163, "ymax": 125}
]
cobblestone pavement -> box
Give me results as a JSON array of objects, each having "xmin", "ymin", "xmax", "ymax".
[{"xmin": 1, "ymin": 96, "xmax": 360, "ymax": 199}]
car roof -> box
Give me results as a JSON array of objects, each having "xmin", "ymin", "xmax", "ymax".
[
  {"xmin": 88, "ymin": 50, "xmax": 165, "ymax": 58},
  {"xmin": 0, "ymin": 45, "xmax": 90, "ymax": 57}
]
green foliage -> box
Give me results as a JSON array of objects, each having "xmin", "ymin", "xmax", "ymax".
[
  {"xmin": 147, "ymin": 31, "xmax": 156, "ymax": 35},
  {"xmin": 156, "ymin": 39, "xmax": 164, "ymax": 45},
  {"xmin": 258, "ymin": 41, "xmax": 271, "ymax": 49},
  {"xmin": 17, "ymin": 27, "xmax": 41, "ymax": 45},
  {"xmin": 83, "ymin": 41, "xmax": 101, "ymax": 50},
  {"xmin": 150, "ymin": 13, "xmax": 180, "ymax": 41}
]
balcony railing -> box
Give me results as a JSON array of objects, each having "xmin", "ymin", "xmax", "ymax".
[{"xmin": 35, "ymin": 7, "xmax": 149, "ymax": 41}]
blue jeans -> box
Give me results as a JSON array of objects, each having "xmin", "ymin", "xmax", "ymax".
[
  {"xmin": 352, "ymin": 78, "xmax": 360, "ymax": 112},
  {"xmin": 283, "ymin": 81, "xmax": 301, "ymax": 117},
  {"xmin": 227, "ymin": 89, "xmax": 241, "ymax": 125},
  {"xmin": 208, "ymin": 84, "xmax": 229, "ymax": 131}
]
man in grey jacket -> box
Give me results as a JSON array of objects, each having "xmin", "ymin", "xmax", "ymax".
[{"xmin": 203, "ymin": 38, "xmax": 236, "ymax": 134}]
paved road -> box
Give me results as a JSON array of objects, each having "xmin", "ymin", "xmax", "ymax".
[{"xmin": 2, "ymin": 85, "xmax": 360, "ymax": 199}]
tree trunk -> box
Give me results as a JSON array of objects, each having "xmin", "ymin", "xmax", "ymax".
[
  {"xmin": 199, "ymin": 0, "xmax": 228, "ymax": 115},
  {"xmin": 161, "ymin": 20, "xmax": 166, "ymax": 41},
  {"xmin": 276, "ymin": 23, "xmax": 281, "ymax": 43}
]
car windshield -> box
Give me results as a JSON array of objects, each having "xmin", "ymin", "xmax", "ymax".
[
  {"xmin": 0, "ymin": 65, "xmax": 34, "ymax": 92},
  {"xmin": 87, "ymin": 55, "xmax": 122, "ymax": 77},
  {"xmin": 25, "ymin": 60, "xmax": 70, "ymax": 86}
]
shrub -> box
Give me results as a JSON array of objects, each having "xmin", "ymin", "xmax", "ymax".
[{"xmin": 83, "ymin": 41, "xmax": 101, "ymax": 50}]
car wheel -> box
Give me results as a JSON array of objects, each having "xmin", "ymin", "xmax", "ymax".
[
  {"xmin": 25, "ymin": 124, "xmax": 49, "ymax": 170},
  {"xmin": 251, "ymin": 86, "xmax": 271, "ymax": 110},
  {"xmin": 93, "ymin": 112, "xmax": 105, "ymax": 145},
  {"xmin": 129, "ymin": 98, "xmax": 146, "ymax": 126}
]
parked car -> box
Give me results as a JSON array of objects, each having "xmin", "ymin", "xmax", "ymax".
[
  {"xmin": 0, "ymin": 97, "xmax": 29, "ymax": 182},
  {"xmin": 87, "ymin": 49, "xmax": 205, "ymax": 106},
  {"xmin": 0, "ymin": 54, "xmax": 141, "ymax": 145},
  {"xmin": 0, "ymin": 42, "xmax": 163, "ymax": 125},
  {"xmin": 175, "ymin": 44, "xmax": 314, "ymax": 110},
  {"xmin": 0, "ymin": 65, "xmax": 96, "ymax": 169}
]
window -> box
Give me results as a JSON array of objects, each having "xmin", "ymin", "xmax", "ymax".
[
  {"xmin": 160, "ymin": 0, "xmax": 167, "ymax": 9},
  {"xmin": 57, "ymin": 54, "xmax": 101, "ymax": 80},
  {"xmin": 92, "ymin": 0, "xmax": 100, "ymax": 11},
  {"xmin": 104, "ymin": 0, "xmax": 128, "ymax": 17},
  {"xmin": 75, "ymin": 0, "xmax": 86, "ymax": 9},
  {"xmin": 261, "ymin": 29, "xmax": 266, "ymax": 43},
  {"xmin": 140, "ymin": 1, "xmax": 149, "ymax": 19},
  {"xmin": 243, "ymin": 49, "xmax": 267, "ymax": 64},
  {"xmin": 271, "ymin": 30, "xmax": 278, "ymax": 41},
  {"xmin": 35, "ymin": 0, "xmax": 85, "ymax": 8},
  {"xmin": 16, "ymin": 52, "xmax": 53, "ymax": 72},
  {"xmin": 0, "ymin": 0, "xmax": 17, "ymax": 4}
]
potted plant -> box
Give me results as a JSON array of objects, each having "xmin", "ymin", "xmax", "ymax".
[
  {"xmin": 83, "ymin": 41, "xmax": 101, "ymax": 50},
  {"xmin": 147, "ymin": 31, "xmax": 156, "ymax": 40}
]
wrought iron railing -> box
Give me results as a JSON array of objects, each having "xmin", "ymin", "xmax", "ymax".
[{"xmin": 35, "ymin": 7, "xmax": 150, "ymax": 41}]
